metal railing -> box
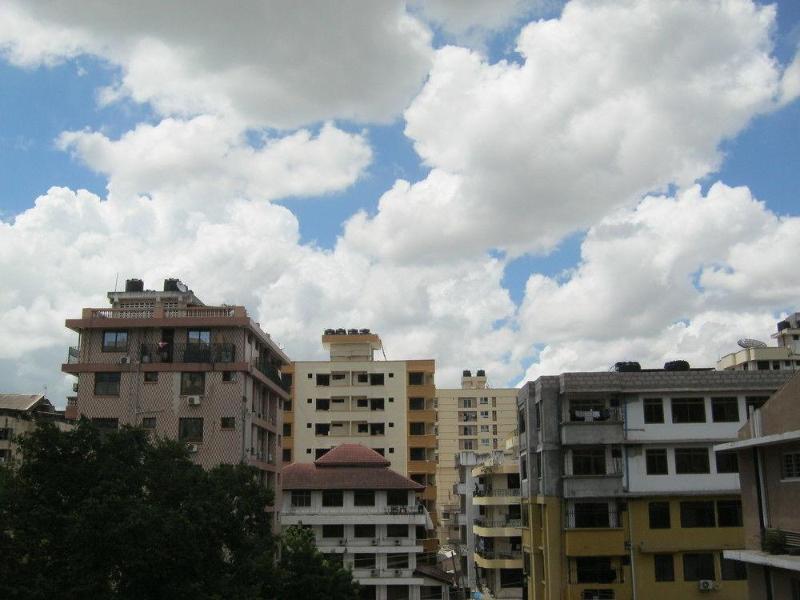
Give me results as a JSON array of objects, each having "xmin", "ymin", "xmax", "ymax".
[
  {"xmin": 475, "ymin": 550, "xmax": 522, "ymax": 561},
  {"xmin": 164, "ymin": 307, "xmax": 235, "ymax": 318},
  {"xmin": 253, "ymin": 359, "xmax": 290, "ymax": 391},
  {"xmin": 566, "ymin": 458, "xmax": 624, "ymax": 477},
  {"xmin": 88, "ymin": 306, "xmax": 236, "ymax": 319},
  {"xmin": 90, "ymin": 308, "xmax": 153, "ymax": 319},
  {"xmin": 474, "ymin": 488, "xmax": 521, "ymax": 498},
  {"xmin": 565, "ymin": 508, "xmax": 620, "ymax": 529},
  {"xmin": 283, "ymin": 505, "xmax": 426, "ymax": 516},
  {"xmin": 568, "ymin": 407, "xmax": 623, "ymax": 423},
  {"xmin": 351, "ymin": 568, "xmax": 413, "ymax": 579},
  {"xmin": 140, "ymin": 343, "xmax": 236, "ymax": 364},
  {"xmin": 474, "ymin": 518, "xmax": 523, "ymax": 528}
]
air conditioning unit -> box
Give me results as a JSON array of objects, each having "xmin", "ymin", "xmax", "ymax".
[
  {"xmin": 186, "ymin": 443, "xmax": 199, "ymax": 454},
  {"xmin": 187, "ymin": 396, "xmax": 202, "ymax": 406},
  {"xmin": 119, "ymin": 356, "xmax": 130, "ymax": 364},
  {"xmin": 698, "ymin": 580, "xmax": 715, "ymax": 592},
  {"xmin": 394, "ymin": 539, "xmax": 401, "ymax": 546},
  {"xmin": 370, "ymin": 569, "xmax": 380, "ymax": 577},
  {"xmin": 339, "ymin": 539, "xmax": 347, "ymax": 546},
  {"xmin": 394, "ymin": 569, "xmax": 403, "ymax": 576},
  {"xmin": 371, "ymin": 539, "xmax": 379, "ymax": 545}
]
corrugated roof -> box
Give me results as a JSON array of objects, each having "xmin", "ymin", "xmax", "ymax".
[
  {"xmin": 314, "ymin": 443, "xmax": 391, "ymax": 467},
  {"xmin": 0, "ymin": 394, "xmax": 47, "ymax": 412}
]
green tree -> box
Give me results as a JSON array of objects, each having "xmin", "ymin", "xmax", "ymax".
[
  {"xmin": 0, "ymin": 420, "xmax": 277, "ymax": 600},
  {"xmin": 275, "ymin": 525, "xmax": 361, "ymax": 600}
]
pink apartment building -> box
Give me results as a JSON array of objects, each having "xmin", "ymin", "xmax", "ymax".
[{"xmin": 62, "ymin": 278, "xmax": 290, "ymax": 519}]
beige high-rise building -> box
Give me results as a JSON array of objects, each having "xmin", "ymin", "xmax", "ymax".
[
  {"xmin": 282, "ymin": 329, "xmax": 438, "ymax": 552},
  {"xmin": 436, "ymin": 369, "xmax": 518, "ymax": 542}
]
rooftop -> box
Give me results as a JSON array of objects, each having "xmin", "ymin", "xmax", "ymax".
[
  {"xmin": 0, "ymin": 393, "xmax": 51, "ymax": 412},
  {"xmin": 314, "ymin": 443, "xmax": 391, "ymax": 467}
]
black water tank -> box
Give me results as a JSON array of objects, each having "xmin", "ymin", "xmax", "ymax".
[
  {"xmin": 614, "ymin": 361, "xmax": 641, "ymax": 372},
  {"xmin": 476, "ymin": 369, "xmax": 486, "ymax": 377},
  {"xmin": 360, "ymin": 328, "xmax": 371, "ymax": 334},
  {"xmin": 462, "ymin": 370, "xmax": 472, "ymax": 377},
  {"xmin": 778, "ymin": 320, "xmax": 791, "ymax": 332},
  {"xmin": 164, "ymin": 278, "xmax": 180, "ymax": 292},
  {"xmin": 664, "ymin": 360, "xmax": 690, "ymax": 371},
  {"xmin": 348, "ymin": 328, "xmax": 359, "ymax": 335},
  {"xmin": 335, "ymin": 328, "xmax": 346, "ymax": 335},
  {"xmin": 125, "ymin": 278, "xmax": 143, "ymax": 292},
  {"xmin": 324, "ymin": 328, "xmax": 335, "ymax": 335}
]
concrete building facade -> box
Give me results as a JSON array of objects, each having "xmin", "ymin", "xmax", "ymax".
[
  {"xmin": 716, "ymin": 372, "xmax": 800, "ymax": 599},
  {"xmin": 0, "ymin": 394, "xmax": 72, "ymax": 464},
  {"xmin": 282, "ymin": 330, "xmax": 438, "ymax": 551},
  {"xmin": 718, "ymin": 313, "xmax": 800, "ymax": 372},
  {"xmin": 61, "ymin": 278, "xmax": 289, "ymax": 519},
  {"xmin": 280, "ymin": 444, "xmax": 450, "ymax": 600},
  {"xmin": 436, "ymin": 369, "xmax": 518, "ymax": 541},
  {"xmin": 517, "ymin": 368, "xmax": 792, "ymax": 600}
]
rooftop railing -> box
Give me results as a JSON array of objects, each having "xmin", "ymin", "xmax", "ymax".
[
  {"xmin": 87, "ymin": 306, "xmax": 237, "ymax": 319},
  {"xmin": 474, "ymin": 488, "xmax": 521, "ymax": 498}
]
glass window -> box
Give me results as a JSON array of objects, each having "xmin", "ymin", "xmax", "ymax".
[
  {"xmin": 220, "ymin": 417, "xmax": 235, "ymax": 429},
  {"xmin": 369, "ymin": 373, "xmax": 385, "ymax": 386},
  {"xmin": 94, "ymin": 372, "xmax": 121, "ymax": 395},
  {"xmin": 783, "ymin": 453, "xmax": 800, "ymax": 479},
  {"xmin": 654, "ymin": 554, "xmax": 674, "ymax": 582},
  {"xmin": 387, "ymin": 490, "xmax": 407, "ymax": 506},
  {"xmin": 715, "ymin": 451, "xmax": 739, "ymax": 474},
  {"xmin": 316, "ymin": 398, "xmax": 330, "ymax": 411},
  {"xmin": 574, "ymin": 557, "xmax": 615, "ymax": 584},
  {"xmin": 141, "ymin": 417, "xmax": 156, "ymax": 429},
  {"xmin": 410, "ymin": 448, "xmax": 426, "ymax": 461},
  {"xmin": 720, "ymin": 555, "xmax": 747, "ymax": 580},
  {"xmin": 354, "ymin": 490, "xmax": 375, "ymax": 506},
  {"xmin": 682, "ymin": 553, "xmax": 715, "ymax": 581},
  {"xmin": 408, "ymin": 372, "xmax": 424, "ymax": 385},
  {"xmin": 717, "ymin": 500, "xmax": 742, "ymax": 527},
  {"xmin": 353, "ymin": 554, "xmax": 376, "ymax": 569},
  {"xmin": 316, "ymin": 374, "xmax": 330, "ymax": 386},
  {"xmin": 180, "ymin": 372, "xmax": 205, "ymax": 395},
  {"xmin": 178, "ymin": 417, "xmax": 203, "ymax": 442},
  {"xmin": 671, "ymin": 398, "xmax": 706, "ymax": 423},
  {"xmin": 322, "ymin": 524, "xmax": 344, "ymax": 538},
  {"xmin": 680, "ymin": 501, "xmax": 716, "ymax": 528},
  {"xmin": 387, "ymin": 524, "xmax": 407, "ymax": 538},
  {"xmin": 499, "ymin": 569, "xmax": 521, "ymax": 588},
  {"xmin": 409, "ymin": 397, "xmax": 425, "ymax": 410},
  {"xmin": 649, "ymin": 502, "xmax": 671, "ymax": 529},
  {"xmin": 222, "ymin": 371, "xmax": 235, "ymax": 382},
  {"xmin": 646, "ymin": 449, "xmax": 669, "ymax": 475},
  {"xmin": 102, "ymin": 330, "xmax": 128, "ymax": 352},
  {"xmin": 571, "ymin": 448, "xmax": 606, "ymax": 475},
  {"xmin": 370, "ymin": 398, "xmax": 385, "ymax": 411},
  {"xmin": 187, "ymin": 330, "xmax": 211, "ymax": 345},
  {"xmin": 283, "ymin": 399, "xmax": 292, "ymax": 412},
  {"xmin": 282, "ymin": 448, "xmax": 292, "ymax": 462},
  {"xmin": 144, "ymin": 371, "xmax": 158, "ymax": 383},
  {"xmin": 354, "ymin": 524, "xmax": 376, "ymax": 538},
  {"xmin": 711, "ymin": 397, "xmax": 739, "ymax": 423},
  {"xmin": 386, "ymin": 553, "xmax": 409, "ymax": 568},
  {"xmin": 291, "ymin": 491, "xmax": 311, "ymax": 507},
  {"xmin": 572, "ymin": 502, "xmax": 610, "ymax": 528},
  {"xmin": 283, "ymin": 423, "xmax": 292, "ymax": 436},
  {"xmin": 675, "ymin": 448, "xmax": 710, "ymax": 474},
  {"xmin": 315, "ymin": 423, "xmax": 330, "ymax": 436},
  {"xmin": 322, "ymin": 490, "xmax": 343, "ymax": 507},
  {"xmin": 409, "ymin": 422, "xmax": 425, "ymax": 435},
  {"xmin": 643, "ymin": 398, "xmax": 664, "ymax": 424}
]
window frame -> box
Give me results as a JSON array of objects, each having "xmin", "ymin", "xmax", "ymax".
[
  {"xmin": 680, "ymin": 501, "xmax": 716, "ymax": 528},
  {"xmin": 101, "ymin": 330, "xmax": 128, "ymax": 352},
  {"xmin": 643, "ymin": 398, "xmax": 664, "ymax": 424},
  {"xmin": 645, "ymin": 449, "xmax": 669, "ymax": 475},
  {"xmin": 648, "ymin": 502, "xmax": 671, "ymax": 529},
  {"xmin": 671, "ymin": 398, "xmax": 706, "ymax": 424},
  {"xmin": 715, "ymin": 450, "xmax": 739, "ymax": 474},
  {"xmin": 178, "ymin": 417, "xmax": 204, "ymax": 443},
  {"xmin": 180, "ymin": 371, "xmax": 205, "ymax": 395},
  {"xmin": 653, "ymin": 554, "xmax": 675, "ymax": 582},
  {"xmin": 94, "ymin": 372, "xmax": 121, "ymax": 396},
  {"xmin": 711, "ymin": 397, "xmax": 740, "ymax": 423},
  {"xmin": 674, "ymin": 447, "xmax": 710, "ymax": 474},
  {"xmin": 682, "ymin": 553, "xmax": 715, "ymax": 581}
]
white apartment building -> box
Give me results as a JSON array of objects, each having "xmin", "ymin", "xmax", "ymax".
[{"xmin": 281, "ymin": 444, "xmax": 450, "ymax": 600}]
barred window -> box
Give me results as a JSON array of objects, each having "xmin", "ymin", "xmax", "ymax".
[{"xmin": 783, "ymin": 453, "xmax": 800, "ymax": 479}]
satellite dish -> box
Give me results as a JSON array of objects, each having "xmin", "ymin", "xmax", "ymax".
[{"xmin": 737, "ymin": 338, "xmax": 768, "ymax": 349}]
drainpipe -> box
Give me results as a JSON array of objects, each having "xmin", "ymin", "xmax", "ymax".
[{"xmin": 628, "ymin": 506, "xmax": 638, "ymax": 600}]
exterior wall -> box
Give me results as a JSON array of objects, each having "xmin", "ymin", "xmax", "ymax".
[{"xmin": 0, "ymin": 412, "xmax": 72, "ymax": 464}]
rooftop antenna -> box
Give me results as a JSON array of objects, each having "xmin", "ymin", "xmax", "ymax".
[{"xmin": 114, "ymin": 272, "xmax": 119, "ymax": 292}]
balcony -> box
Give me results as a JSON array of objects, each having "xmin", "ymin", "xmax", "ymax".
[
  {"xmin": 561, "ymin": 409, "xmax": 624, "ymax": 446},
  {"xmin": 564, "ymin": 529, "xmax": 626, "ymax": 557},
  {"xmin": 474, "ymin": 488, "xmax": 521, "ymax": 505},
  {"xmin": 253, "ymin": 359, "xmax": 291, "ymax": 392},
  {"xmin": 140, "ymin": 343, "xmax": 236, "ymax": 364},
  {"xmin": 407, "ymin": 459, "xmax": 437, "ymax": 474},
  {"xmin": 409, "ymin": 433, "xmax": 437, "ymax": 448},
  {"xmin": 563, "ymin": 460, "xmax": 624, "ymax": 498},
  {"xmin": 351, "ymin": 568, "xmax": 417, "ymax": 580},
  {"xmin": 473, "ymin": 517, "xmax": 522, "ymax": 537},
  {"xmin": 473, "ymin": 550, "xmax": 523, "ymax": 569}
]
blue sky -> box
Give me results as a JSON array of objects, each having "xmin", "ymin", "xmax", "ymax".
[{"xmin": 0, "ymin": 0, "xmax": 799, "ymax": 401}]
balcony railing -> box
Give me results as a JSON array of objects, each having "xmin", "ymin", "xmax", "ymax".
[
  {"xmin": 474, "ymin": 488, "xmax": 521, "ymax": 498},
  {"xmin": 565, "ymin": 458, "xmax": 623, "ymax": 477},
  {"xmin": 568, "ymin": 407, "xmax": 623, "ymax": 423},
  {"xmin": 351, "ymin": 568, "xmax": 413, "ymax": 579},
  {"xmin": 762, "ymin": 528, "xmax": 800, "ymax": 554},
  {"xmin": 474, "ymin": 518, "xmax": 523, "ymax": 528},
  {"xmin": 475, "ymin": 550, "xmax": 522, "ymax": 561},
  {"xmin": 566, "ymin": 508, "xmax": 620, "ymax": 529},
  {"xmin": 88, "ymin": 306, "xmax": 236, "ymax": 319},
  {"xmin": 253, "ymin": 359, "xmax": 290, "ymax": 392},
  {"xmin": 67, "ymin": 346, "xmax": 80, "ymax": 364},
  {"xmin": 318, "ymin": 537, "xmax": 417, "ymax": 547},
  {"xmin": 284, "ymin": 505, "xmax": 426, "ymax": 516},
  {"xmin": 140, "ymin": 343, "xmax": 236, "ymax": 364}
]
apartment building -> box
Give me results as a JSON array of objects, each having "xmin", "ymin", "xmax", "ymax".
[
  {"xmin": 716, "ymin": 372, "xmax": 800, "ymax": 599},
  {"xmin": 517, "ymin": 367, "xmax": 792, "ymax": 600},
  {"xmin": 280, "ymin": 444, "xmax": 451, "ymax": 600},
  {"xmin": 0, "ymin": 394, "xmax": 72, "ymax": 465},
  {"xmin": 436, "ymin": 369, "xmax": 518, "ymax": 540},
  {"xmin": 61, "ymin": 278, "xmax": 289, "ymax": 517},
  {"xmin": 282, "ymin": 329, "xmax": 438, "ymax": 550},
  {"xmin": 718, "ymin": 314, "xmax": 800, "ymax": 372}
]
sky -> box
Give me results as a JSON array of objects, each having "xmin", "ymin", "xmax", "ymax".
[{"xmin": 0, "ymin": 0, "xmax": 799, "ymax": 407}]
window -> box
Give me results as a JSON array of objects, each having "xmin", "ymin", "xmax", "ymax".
[
  {"xmin": 717, "ymin": 500, "xmax": 742, "ymax": 527},
  {"xmin": 94, "ymin": 372, "xmax": 121, "ymax": 395},
  {"xmin": 783, "ymin": 453, "xmax": 800, "ymax": 479},
  {"xmin": 480, "ymin": 411, "xmax": 489, "ymax": 418},
  {"xmin": 291, "ymin": 491, "xmax": 311, "ymax": 507},
  {"xmin": 386, "ymin": 553, "xmax": 409, "ymax": 568},
  {"xmin": 220, "ymin": 417, "xmax": 235, "ymax": 429},
  {"xmin": 683, "ymin": 553, "xmax": 715, "ymax": 581},
  {"xmin": 653, "ymin": 554, "xmax": 674, "ymax": 582},
  {"xmin": 178, "ymin": 418, "xmax": 203, "ymax": 443},
  {"xmin": 720, "ymin": 555, "xmax": 747, "ymax": 580},
  {"xmin": 222, "ymin": 371, "xmax": 235, "ymax": 382},
  {"xmin": 675, "ymin": 448, "xmax": 710, "ymax": 474},
  {"xmin": 354, "ymin": 524, "xmax": 376, "ymax": 537},
  {"xmin": 480, "ymin": 438, "xmax": 490, "ymax": 446},
  {"xmin": 282, "ymin": 448, "xmax": 292, "ymax": 462},
  {"xmin": 499, "ymin": 569, "xmax": 521, "ymax": 588},
  {"xmin": 715, "ymin": 451, "xmax": 739, "ymax": 474},
  {"xmin": 356, "ymin": 398, "xmax": 369, "ymax": 409},
  {"xmin": 356, "ymin": 423, "xmax": 369, "ymax": 434},
  {"xmin": 680, "ymin": 501, "xmax": 715, "ymax": 528},
  {"xmin": 315, "ymin": 448, "xmax": 329, "ymax": 459},
  {"xmin": 646, "ymin": 449, "xmax": 669, "ymax": 475},
  {"xmin": 323, "ymin": 490, "xmax": 343, "ymax": 507},
  {"xmin": 354, "ymin": 490, "xmax": 375, "ymax": 506},
  {"xmin": 671, "ymin": 398, "xmax": 706, "ymax": 423},
  {"xmin": 283, "ymin": 423, "xmax": 292, "ymax": 437},
  {"xmin": 91, "ymin": 417, "xmax": 119, "ymax": 432},
  {"xmin": 536, "ymin": 452, "xmax": 543, "ymax": 479},
  {"xmin": 144, "ymin": 371, "xmax": 158, "ymax": 383},
  {"xmin": 180, "ymin": 372, "xmax": 205, "ymax": 395},
  {"xmin": 141, "ymin": 417, "xmax": 156, "ymax": 429},
  {"xmin": 370, "ymin": 398, "xmax": 384, "ymax": 411},
  {"xmin": 572, "ymin": 502, "xmax": 610, "ymax": 528},
  {"xmin": 316, "ymin": 374, "xmax": 330, "ymax": 386},
  {"xmin": 283, "ymin": 399, "xmax": 292, "ymax": 412},
  {"xmin": 520, "ymin": 455, "xmax": 528, "ymax": 480},
  {"xmin": 410, "ymin": 448, "xmax": 426, "ymax": 461},
  {"xmin": 644, "ymin": 398, "xmax": 664, "ymax": 424},
  {"xmin": 480, "ymin": 397, "xmax": 488, "ymax": 405},
  {"xmin": 649, "ymin": 502, "xmax": 671, "ymax": 529},
  {"xmin": 187, "ymin": 329, "xmax": 211, "ymax": 345},
  {"xmin": 387, "ymin": 524, "xmax": 407, "ymax": 538},
  {"xmin": 712, "ymin": 397, "xmax": 739, "ymax": 423},
  {"xmin": 387, "ymin": 490, "xmax": 407, "ymax": 506},
  {"xmin": 408, "ymin": 372, "xmax": 424, "ymax": 385},
  {"xmin": 331, "ymin": 372, "xmax": 347, "ymax": 383},
  {"xmin": 574, "ymin": 557, "xmax": 615, "ymax": 583},
  {"xmin": 571, "ymin": 448, "xmax": 606, "ymax": 475},
  {"xmin": 353, "ymin": 554, "xmax": 376, "ymax": 569},
  {"xmin": 410, "ymin": 422, "xmax": 425, "ymax": 435},
  {"xmin": 409, "ymin": 397, "xmax": 425, "ymax": 410},
  {"xmin": 369, "ymin": 373, "xmax": 385, "ymax": 386},
  {"xmin": 369, "ymin": 423, "xmax": 385, "ymax": 436},
  {"xmin": 322, "ymin": 524, "xmax": 344, "ymax": 538},
  {"xmin": 316, "ymin": 398, "xmax": 330, "ymax": 411},
  {"xmin": 479, "ymin": 424, "xmax": 489, "ymax": 433},
  {"xmin": 102, "ymin": 330, "xmax": 128, "ymax": 352},
  {"xmin": 535, "ymin": 403, "xmax": 542, "ymax": 430},
  {"xmin": 315, "ymin": 423, "xmax": 330, "ymax": 436}
]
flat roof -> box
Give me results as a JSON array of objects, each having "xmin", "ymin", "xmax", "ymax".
[{"xmin": 715, "ymin": 430, "xmax": 800, "ymax": 451}]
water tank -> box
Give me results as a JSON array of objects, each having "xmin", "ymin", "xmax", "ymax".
[
  {"xmin": 125, "ymin": 278, "xmax": 144, "ymax": 292},
  {"xmin": 324, "ymin": 328, "xmax": 335, "ymax": 335},
  {"xmin": 476, "ymin": 369, "xmax": 486, "ymax": 377},
  {"xmin": 164, "ymin": 278, "xmax": 180, "ymax": 292},
  {"xmin": 462, "ymin": 370, "xmax": 472, "ymax": 377},
  {"xmin": 778, "ymin": 320, "xmax": 791, "ymax": 332},
  {"xmin": 335, "ymin": 328, "xmax": 346, "ymax": 335},
  {"xmin": 614, "ymin": 361, "xmax": 641, "ymax": 373},
  {"xmin": 359, "ymin": 328, "xmax": 371, "ymax": 334},
  {"xmin": 347, "ymin": 328, "xmax": 359, "ymax": 335},
  {"xmin": 664, "ymin": 360, "xmax": 690, "ymax": 371}
]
